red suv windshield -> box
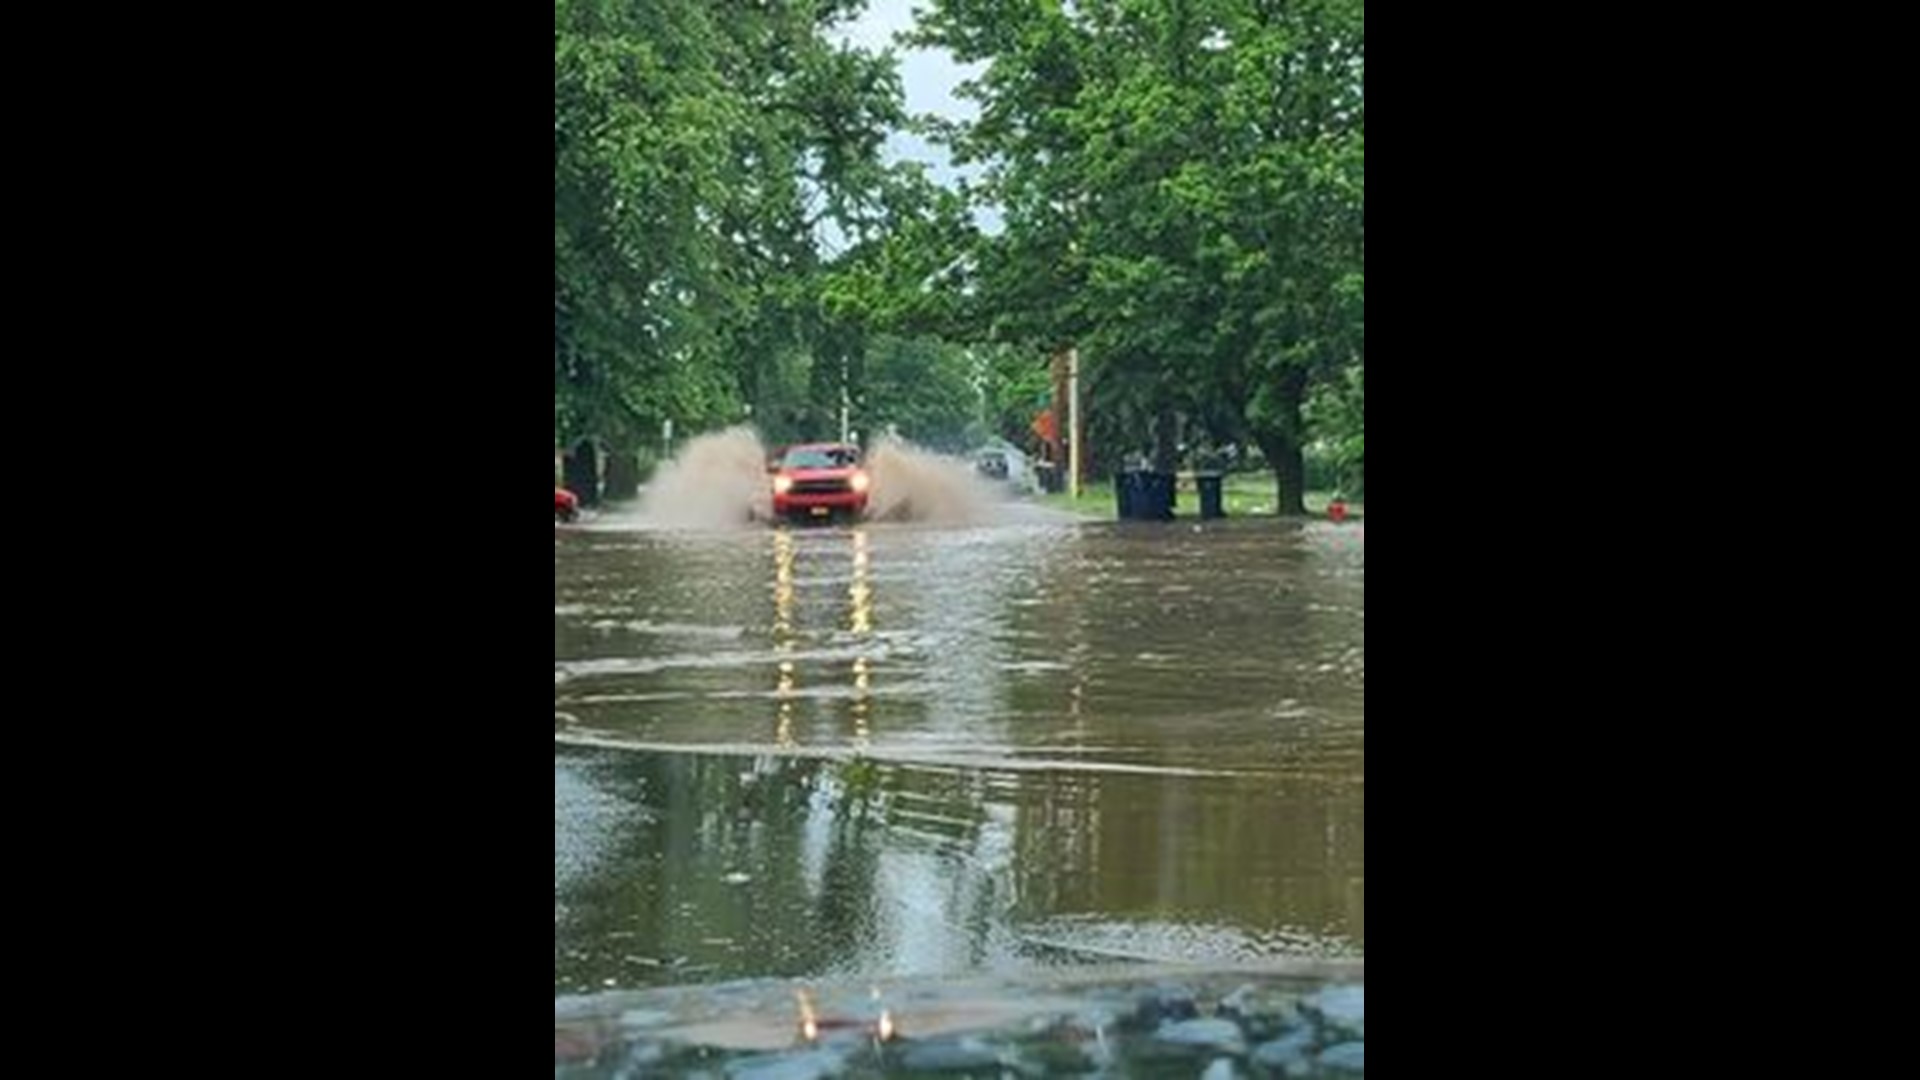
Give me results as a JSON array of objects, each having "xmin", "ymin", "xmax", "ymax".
[{"xmin": 782, "ymin": 447, "xmax": 859, "ymax": 469}]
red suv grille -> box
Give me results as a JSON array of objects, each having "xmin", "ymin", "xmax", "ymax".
[{"xmin": 790, "ymin": 479, "xmax": 850, "ymax": 495}]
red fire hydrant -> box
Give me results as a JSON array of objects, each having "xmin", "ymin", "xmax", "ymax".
[{"xmin": 1328, "ymin": 500, "xmax": 1348, "ymax": 523}]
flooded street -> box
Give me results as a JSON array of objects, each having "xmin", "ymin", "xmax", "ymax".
[{"xmin": 555, "ymin": 510, "xmax": 1364, "ymax": 997}]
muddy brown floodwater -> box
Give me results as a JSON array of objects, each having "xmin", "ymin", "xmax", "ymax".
[{"xmin": 555, "ymin": 492, "xmax": 1363, "ymax": 997}]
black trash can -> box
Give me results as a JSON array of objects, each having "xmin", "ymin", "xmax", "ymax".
[
  {"xmin": 1118, "ymin": 470, "xmax": 1174, "ymax": 520},
  {"xmin": 1114, "ymin": 470, "xmax": 1137, "ymax": 519},
  {"xmin": 1195, "ymin": 472, "xmax": 1225, "ymax": 519},
  {"xmin": 1144, "ymin": 472, "xmax": 1176, "ymax": 520}
]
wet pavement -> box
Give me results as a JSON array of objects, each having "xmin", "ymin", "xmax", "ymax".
[{"xmin": 556, "ymin": 512, "xmax": 1363, "ymax": 999}]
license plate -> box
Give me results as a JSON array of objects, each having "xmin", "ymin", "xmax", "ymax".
[{"xmin": 810, "ymin": 506, "xmax": 830, "ymax": 517}]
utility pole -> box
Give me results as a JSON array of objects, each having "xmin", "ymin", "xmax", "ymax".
[
  {"xmin": 840, "ymin": 359, "xmax": 852, "ymax": 444},
  {"xmin": 1068, "ymin": 346, "xmax": 1082, "ymax": 498}
]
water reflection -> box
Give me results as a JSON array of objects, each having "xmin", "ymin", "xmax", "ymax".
[
  {"xmin": 553, "ymin": 745, "xmax": 1362, "ymax": 994},
  {"xmin": 849, "ymin": 531, "xmax": 875, "ymax": 746},
  {"xmin": 849, "ymin": 528, "xmax": 872, "ymax": 636},
  {"xmin": 773, "ymin": 528, "xmax": 797, "ymax": 747},
  {"xmin": 555, "ymin": 518, "xmax": 1363, "ymax": 993},
  {"xmin": 764, "ymin": 526, "xmax": 880, "ymax": 749}
]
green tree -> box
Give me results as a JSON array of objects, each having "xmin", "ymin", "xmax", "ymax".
[
  {"xmin": 976, "ymin": 344, "xmax": 1054, "ymax": 449},
  {"xmin": 554, "ymin": 0, "xmax": 913, "ymax": 454},
  {"xmin": 853, "ymin": 335, "xmax": 979, "ymax": 450},
  {"xmin": 1306, "ymin": 359, "xmax": 1363, "ymax": 497},
  {"xmin": 912, "ymin": 0, "xmax": 1363, "ymax": 512}
]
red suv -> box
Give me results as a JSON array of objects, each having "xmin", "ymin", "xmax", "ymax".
[{"xmin": 769, "ymin": 443, "xmax": 869, "ymax": 523}]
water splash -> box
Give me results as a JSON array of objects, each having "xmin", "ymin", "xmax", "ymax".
[
  {"xmin": 636, "ymin": 426, "xmax": 770, "ymax": 530},
  {"xmin": 633, "ymin": 427, "xmax": 1008, "ymax": 529},
  {"xmin": 863, "ymin": 436, "xmax": 998, "ymax": 526}
]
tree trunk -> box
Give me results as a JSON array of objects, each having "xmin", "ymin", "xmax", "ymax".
[
  {"xmin": 1273, "ymin": 438, "xmax": 1307, "ymax": 516},
  {"xmin": 564, "ymin": 439, "xmax": 601, "ymax": 507},
  {"xmin": 602, "ymin": 449, "xmax": 640, "ymax": 502},
  {"xmin": 1258, "ymin": 375, "xmax": 1308, "ymax": 516},
  {"xmin": 1151, "ymin": 406, "xmax": 1179, "ymax": 474}
]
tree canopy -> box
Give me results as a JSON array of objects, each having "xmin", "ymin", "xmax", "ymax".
[{"xmin": 556, "ymin": 0, "xmax": 1363, "ymax": 508}]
